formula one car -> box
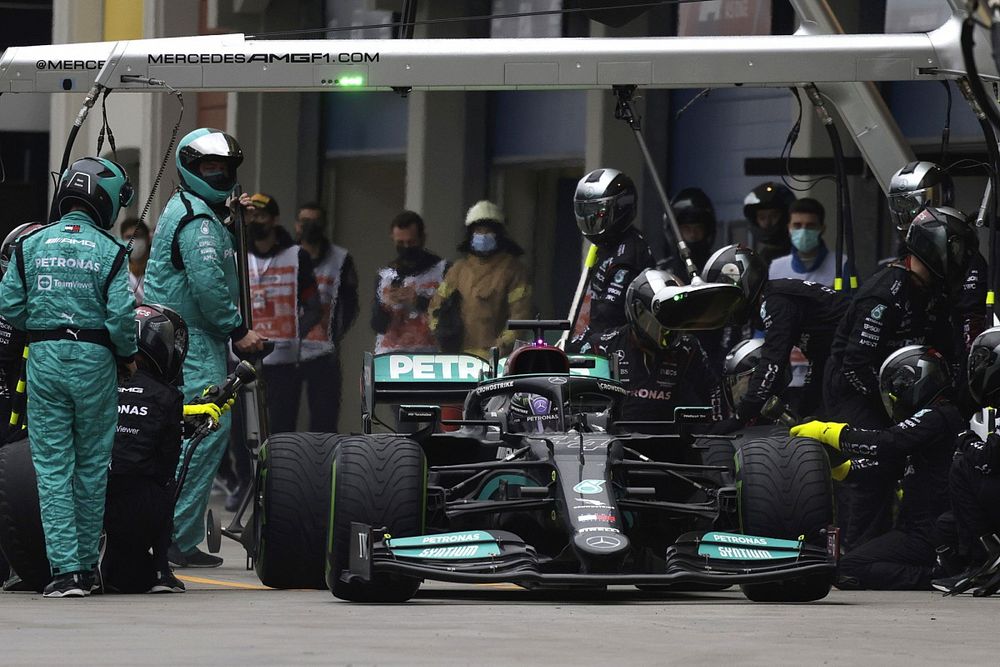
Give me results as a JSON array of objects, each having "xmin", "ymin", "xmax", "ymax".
[{"xmin": 254, "ymin": 321, "xmax": 835, "ymax": 602}]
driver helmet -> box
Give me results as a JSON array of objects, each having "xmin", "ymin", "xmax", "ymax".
[
  {"xmin": 625, "ymin": 268, "xmax": 684, "ymax": 349},
  {"xmin": 968, "ymin": 326, "xmax": 1000, "ymax": 408},
  {"xmin": 0, "ymin": 222, "xmax": 45, "ymax": 277},
  {"xmin": 135, "ymin": 303, "xmax": 189, "ymax": 384},
  {"xmin": 879, "ymin": 345, "xmax": 951, "ymax": 423},
  {"xmin": 54, "ymin": 157, "xmax": 134, "ymax": 230},
  {"xmin": 507, "ymin": 392, "xmax": 558, "ymax": 433},
  {"xmin": 887, "ymin": 161, "xmax": 954, "ymax": 231},
  {"xmin": 904, "ymin": 206, "xmax": 978, "ymax": 286},
  {"xmin": 573, "ymin": 168, "xmax": 637, "ymax": 241},
  {"xmin": 700, "ymin": 244, "xmax": 767, "ymax": 324},
  {"xmin": 722, "ymin": 338, "xmax": 791, "ymax": 412},
  {"xmin": 176, "ymin": 128, "xmax": 244, "ymax": 204}
]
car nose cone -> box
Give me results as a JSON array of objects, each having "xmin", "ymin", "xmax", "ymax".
[{"xmin": 573, "ymin": 531, "xmax": 630, "ymax": 558}]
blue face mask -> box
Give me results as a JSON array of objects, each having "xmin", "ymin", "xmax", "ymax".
[
  {"xmin": 790, "ymin": 228, "xmax": 821, "ymax": 253},
  {"xmin": 470, "ymin": 232, "xmax": 498, "ymax": 254}
]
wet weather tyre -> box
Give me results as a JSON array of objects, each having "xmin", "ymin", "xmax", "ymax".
[
  {"xmin": 0, "ymin": 439, "xmax": 50, "ymax": 592},
  {"xmin": 254, "ymin": 432, "xmax": 341, "ymax": 589},
  {"xmin": 736, "ymin": 435, "xmax": 834, "ymax": 602},
  {"xmin": 700, "ymin": 438, "xmax": 737, "ymax": 484},
  {"xmin": 327, "ymin": 435, "xmax": 425, "ymax": 602}
]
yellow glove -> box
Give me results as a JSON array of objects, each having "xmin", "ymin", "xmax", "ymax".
[
  {"xmin": 183, "ymin": 402, "xmax": 223, "ymax": 427},
  {"xmin": 790, "ymin": 420, "xmax": 847, "ymax": 449},
  {"xmin": 831, "ymin": 460, "xmax": 851, "ymax": 481},
  {"xmin": 200, "ymin": 385, "xmax": 236, "ymax": 413}
]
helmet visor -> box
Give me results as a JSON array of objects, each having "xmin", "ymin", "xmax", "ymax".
[
  {"xmin": 574, "ymin": 197, "xmax": 615, "ymax": 237},
  {"xmin": 632, "ymin": 304, "xmax": 671, "ymax": 349},
  {"xmin": 724, "ymin": 367, "xmax": 755, "ymax": 411},
  {"xmin": 889, "ymin": 187, "xmax": 937, "ymax": 230}
]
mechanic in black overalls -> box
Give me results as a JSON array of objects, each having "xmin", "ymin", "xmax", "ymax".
[
  {"xmin": 0, "ymin": 223, "xmax": 42, "ymax": 434},
  {"xmin": 568, "ymin": 168, "xmax": 654, "ymax": 351},
  {"xmin": 701, "ymin": 244, "xmax": 847, "ymax": 428},
  {"xmin": 933, "ymin": 327, "xmax": 1000, "ymax": 592},
  {"xmin": 887, "ymin": 161, "xmax": 988, "ymax": 413},
  {"xmin": 793, "ymin": 345, "xmax": 961, "ymax": 590},
  {"xmin": 822, "ymin": 208, "xmax": 976, "ymax": 549},
  {"xmin": 580, "ymin": 268, "xmax": 721, "ymax": 428},
  {"xmin": 103, "ymin": 304, "xmax": 223, "ymax": 594}
]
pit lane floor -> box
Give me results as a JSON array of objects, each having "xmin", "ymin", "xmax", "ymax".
[{"xmin": 1, "ymin": 499, "xmax": 995, "ymax": 665}]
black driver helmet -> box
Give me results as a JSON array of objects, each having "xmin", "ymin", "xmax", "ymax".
[
  {"xmin": 507, "ymin": 392, "xmax": 559, "ymax": 433},
  {"xmin": 135, "ymin": 304, "xmax": 189, "ymax": 384},
  {"xmin": 879, "ymin": 345, "xmax": 951, "ymax": 422},
  {"xmin": 887, "ymin": 161, "xmax": 954, "ymax": 231},
  {"xmin": 904, "ymin": 206, "xmax": 978, "ymax": 287},
  {"xmin": 968, "ymin": 326, "xmax": 1000, "ymax": 407}
]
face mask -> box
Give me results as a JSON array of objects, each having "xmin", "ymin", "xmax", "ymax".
[
  {"xmin": 470, "ymin": 232, "xmax": 498, "ymax": 255},
  {"xmin": 790, "ymin": 228, "xmax": 821, "ymax": 253},
  {"xmin": 247, "ymin": 222, "xmax": 271, "ymax": 241},
  {"xmin": 129, "ymin": 238, "xmax": 148, "ymax": 258},
  {"xmin": 396, "ymin": 245, "xmax": 423, "ymax": 262}
]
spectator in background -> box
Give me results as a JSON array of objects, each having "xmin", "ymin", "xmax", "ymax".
[
  {"xmin": 429, "ymin": 200, "xmax": 532, "ymax": 358},
  {"xmin": 295, "ymin": 202, "xmax": 359, "ymax": 433},
  {"xmin": 769, "ymin": 198, "xmax": 837, "ymax": 286},
  {"xmin": 120, "ymin": 218, "xmax": 150, "ymax": 304},
  {"xmin": 372, "ymin": 211, "xmax": 448, "ymax": 354},
  {"xmin": 743, "ymin": 181, "xmax": 796, "ymax": 266},
  {"xmin": 245, "ymin": 193, "xmax": 321, "ymax": 434}
]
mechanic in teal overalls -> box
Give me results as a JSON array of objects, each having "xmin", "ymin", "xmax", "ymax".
[
  {"xmin": 143, "ymin": 128, "xmax": 265, "ymax": 568},
  {"xmin": 0, "ymin": 157, "xmax": 137, "ymax": 597}
]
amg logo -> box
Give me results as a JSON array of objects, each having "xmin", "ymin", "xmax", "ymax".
[{"xmin": 147, "ymin": 52, "xmax": 380, "ymax": 65}]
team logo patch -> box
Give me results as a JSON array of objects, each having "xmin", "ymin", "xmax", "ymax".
[
  {"xmin": 63, "ymin": 225, "xmax": 81, "ymax": 233},
  {"xmin": 870, "ymin": 304, "xmax": 886, "ymax": 320},
  {"xmin": 201, "ymin": 220, "xmax": 210, "ymax": 235},
  {"xmin": 612, "ymin": 269, "xmax": 628, "ymax": 285}
]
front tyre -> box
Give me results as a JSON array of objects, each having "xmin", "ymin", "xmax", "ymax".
[
  {"xmin": 326, "ymin": 435, "xmax": 426, "ymax": 602},
  {"xmin": 736, "ymin": 435, "xmax": 834, "ymax": 602}
]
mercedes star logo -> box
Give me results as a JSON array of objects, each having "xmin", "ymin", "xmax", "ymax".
[{"xmin": 585, "ymin": 535, "xmax": 622, "ymax": 549}]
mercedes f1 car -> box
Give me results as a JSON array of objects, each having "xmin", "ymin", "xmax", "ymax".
[{"xmin": 254, "ymin": 320, "xmax": 836, "ymax": 602}]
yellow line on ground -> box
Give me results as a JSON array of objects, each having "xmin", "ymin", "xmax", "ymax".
[{"xmin": 175, "ymin": 574, "xmax": 271, "ymax": 590}]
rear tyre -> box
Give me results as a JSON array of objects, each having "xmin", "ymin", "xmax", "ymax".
[
  {"xmin": 327, "ymin": 435, "xmax": 426, "ymax": 602},
  {"xmin": 254, "ymin": 432, "xmax": 341, "ymax": 589},
  {"xmin": 736, "ymin": 435, "xmax": 834, "ymax": 602},
  {"xmin": 0, "ymin": 439, "xmax": 50, "ymax": 592}
]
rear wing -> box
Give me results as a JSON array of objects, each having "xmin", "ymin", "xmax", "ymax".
[{"xmin": 362, "ymin": 352, "xmax": 490, "ymax": 432}]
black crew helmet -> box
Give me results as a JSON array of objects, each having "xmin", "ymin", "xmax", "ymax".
[
  {"xmin": 0, "ymin": 222, "xmax": 45, "ymax": 277},
  {"xmin": 722, "ymin": 338, "xmax": 792, "ymax": 412},
  {"xmin": 573, "ymin": 168, "xmax": 637, "ymax": 240},
  {"xmin": 700, "ymin": 244, "xmax": 767, "ymax": 324},
  {"xmin": 968, "ymin": 326, "xmax": 1000, "ymax": 407},
  {"xmin": 742, "ymin": 182, "xmax": 795, "ymax": 227},
  {"xmin": 887, "ymin": 161, "xmax": 954, "ymax": 231},
  {"xmin": 904, "ymin": 206, "xmax": 978, "ymax": 286},
  {"xmin": 135, "ymin": 304, "xmax": 189, "ymax": 384},
  {"xmin": 54, "ymin": 157, "xmax": 134, "ymax": 230},
  {"xmin": 625, "ymin": 268, "xmax": 684, "ymax": 349},
  {"xmin": 879, "ymin": 345, "xmax": 951, "ymax": 422}
]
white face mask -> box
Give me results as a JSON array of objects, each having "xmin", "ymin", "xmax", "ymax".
[{"xmin": 129, "ymin": 238, "xmax": 148, "ymax": 258}]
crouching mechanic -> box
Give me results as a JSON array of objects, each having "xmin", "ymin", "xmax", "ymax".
[
  {"xmin": 0, "ymin": 157, "xmax": 138, "ymax": 598},
  {"xmin": 143, "ymin": 128, "xmax": 265, "ymax": 568},
  {"xmin": 580, "ymin": 268, "xmax": 721, "ymax": 428},
  {"xmin": 702, "ymin": 244, "xmax": 847, "ymax": 429},
  {"xmin": 933, "ymin": 327, "xmax": 1000, "ymax": 593},
  {"xmin": 103, "ymin": 304, "xmax": 230, "ymax": 593},
  {"xmin": 791, "ymin": 346, "xmax": 962, "ymax": 589}
]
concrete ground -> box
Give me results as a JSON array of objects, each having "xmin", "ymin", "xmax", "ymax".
[{"xmin": 1, "ymin": 498, "xmax": 996, "ymax": 666}]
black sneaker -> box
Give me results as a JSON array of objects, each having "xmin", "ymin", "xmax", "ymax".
[
  {"xmin": 148, "ymin": 570, "xmax": 186, "ymax": 593},
  {"xmin": 81, "ymin": 569, "xmax": 103, "ymax": 595},
  {"xmin": 42, "ymin": 572, "xmax": 87, "ymax": 598},
  {"xmin": 169, "ymin": 545, "xmax": 222, "ymax": 569},
  {"xmin": 3, "ymin": 571, "xmax": 36, "ymax": 592},
  {"xmin": 932, "ymin": 569, "xmax": 978, "ymax": 594},
  {"xmin": 167, "ymin": 543, "xmax": 188, "ymax": 568}
]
